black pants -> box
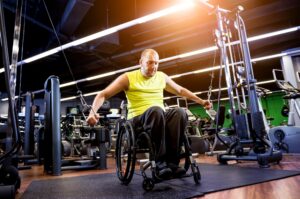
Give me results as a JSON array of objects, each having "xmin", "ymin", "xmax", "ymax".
[{"xmin": 130, "ymin": 106, "xmax": 188, "ymax": 166}]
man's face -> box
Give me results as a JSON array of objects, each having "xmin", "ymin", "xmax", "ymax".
[{"xmin": 140, "ymin": 52, "xmax": 159, "ymax": 78}]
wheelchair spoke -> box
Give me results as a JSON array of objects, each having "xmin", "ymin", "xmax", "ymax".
[{"xmin": 115, "ymin": 121, "xmax": 136, "ymax": 185}]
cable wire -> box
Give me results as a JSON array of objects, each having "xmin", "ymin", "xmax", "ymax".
[
  {"xmin": 17, "ymin": 0, "xmax": 27, "ymax": 111},
  {"xmin": 41, "ymin": 0, "xmax": 80, "ymax": 92}
]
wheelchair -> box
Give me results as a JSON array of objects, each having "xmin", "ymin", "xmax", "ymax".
[{"xmin": 115, "ymin": 118, "xmax": 201, "ymax": 191}]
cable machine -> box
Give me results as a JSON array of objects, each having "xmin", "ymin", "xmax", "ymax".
[
  {"xmin": 39, "ymin": 0, "xmax": 110, "ymax": 174},
  {"xmin": 0, "ymin": 0, "xmax": 23, "ymax": 198},
  {"xmin": 201, "ymin": 3, "xmax": 282, "ymax": 167}
]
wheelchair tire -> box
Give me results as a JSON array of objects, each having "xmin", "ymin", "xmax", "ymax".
[
  {"xmin": 115, "ymin": 121, "xmax": 136, "ymax": 185},
  {"xmin": 191, "ymin": 164, "xmax": 201, "ymax": 184},
  {"xmin": 182, "ymin": 133, "xmax": 192, "ymax": 171},
  {"xmin": 0, "ymin": 165, "xmax": 21, "ymax": 189},
  {"xmin": 142, "ymin": 178, "xmax": 155, "ymax": 191}
]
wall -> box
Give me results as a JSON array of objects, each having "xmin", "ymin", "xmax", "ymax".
[{"xmin": 189, "ymin": 92, "xmax": 288, "ymax": 128}]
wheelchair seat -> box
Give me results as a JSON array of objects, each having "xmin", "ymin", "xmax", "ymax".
[{"xmin": 115, "ymin": 119, "xmax": 201, "ymax": 191}]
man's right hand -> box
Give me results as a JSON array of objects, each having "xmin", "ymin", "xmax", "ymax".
[{"xmin": 86, "ymin": 114, "xmax": 100, "ymax": 126}]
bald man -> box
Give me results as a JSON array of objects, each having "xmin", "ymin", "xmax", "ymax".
[{"xmin": 87, "ymin": 49, "xmax": 211, "ymax": 179}]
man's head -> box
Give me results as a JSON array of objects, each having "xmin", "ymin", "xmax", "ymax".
[{"xmin": 140, "ymin": 49, "xmax": 159, "ymax": 78}]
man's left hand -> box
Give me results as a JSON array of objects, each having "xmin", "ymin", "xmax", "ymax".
[{"xmin": 202, "ymin": 100, "xmax": 212, "ymax": 110}]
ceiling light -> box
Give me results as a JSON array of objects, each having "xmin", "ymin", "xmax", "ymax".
[
  {"xmin": 60, "ymin": 78, "xmax": 274, "ymax": 102},
  {"xmin": 60, "ymin": 81, "xmax": 77, "ymax": 88},
  {"xmin": 54, "ymin": 26, "xmax": 300, "ymax": 87},
  {"xmin": 137, "ymin": 2, "xmax": 194, "ymax": 24},
  {"xmin": 256, "ymin": 80, "xmax": 275, "ymax": 85},
  {"xmin": 169, "ymin": 74, "xmax": 182, "ymax": 78},
  {"xmin": 86, "ymin": 71, "xmax": 117, "ymax": 81},
  {"xmin": 0, "ymin": 2, "xmax": 194, "ymax": 72},
  {"xmin": 60, "ymin": 96, "xmax": 76, "ymax": 102},
  {"xmin": 248, "ymin": 27, "xmax": 299, "ymax": 42},
  {"xmin": 2, "ymin": 26, "xmax": 299, "ymax": 101},
  {"xmin": 1, "ymin": 96, "xmax": 19, "ymax": 102},
  {"xmin": 22, "ymin": 48, "xmax": 61, "ymax": 64}
]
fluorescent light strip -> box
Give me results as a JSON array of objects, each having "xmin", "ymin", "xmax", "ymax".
[
  {"xmin": 58, "ymin": 65, "xmax": 140, "ymax": 89},
  {"xmin": 60, "ymin": 91, "xmax": 100, "ymax": 101},
  {"xmin": 168, "ymin": 89, "xmax": 284, "ymax": 107},
  {"xmin": 58, "ymin": 47, "xmax": 296, "ymax": 101},
  {"xmin": 248, "ymin": 27, "xmax": 299, "ymax": 42},
  {"xmin": 1, "ymin": 96, "xmax": 19, "ymax": 102},
  {"xmin": 60, "ymin": 79, "xmax": 275, "ymax": 101},
  {"xmin": 2, "ymin": 48, "xmax": 298, "ymax": 102},
  {"xmin": 0, "ymin": 1, "xmax": 194, "ymax": 73},
  {"xmin": 52, "ymin": 25, "xmax": 300, "ymax": 89},
  {"xmin": 171, "ymin": 49, "xmax": 300, "ymax": 79},
  {"xmin": 0, "ymin": 2, "xmax": 297, "ymax": 72},
  {"xmin": 2, "ymin": 26, "xmax": 300, "ymax": 100},
  {"xmin": 60, "ymin": 96, "xmax": 76, "ymax": 102},
  {"xmin": 163, "ymin": 79, "xmax": 275, "ymax": 101},
  {"xmin": 60, "ymin": 47, "xmax": 300, "ymax": 88}
]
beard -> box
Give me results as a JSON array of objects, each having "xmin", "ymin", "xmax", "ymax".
[{"xmin": 142, "ymin": 67, "xmax": 156, "ymax": 77}]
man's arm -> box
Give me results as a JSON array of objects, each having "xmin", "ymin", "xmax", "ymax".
[
  {"xmin": 86, "ymin": 73, "xmax": 129, "ymax": 126},
  {"xmin": 164, "ymin": 74, "xmax": 211, "ymax": 109}
]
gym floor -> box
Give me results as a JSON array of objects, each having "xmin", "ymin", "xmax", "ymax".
[{"xmin": 16, "ymin": 154, "xmax": 300, "ymax": 199}]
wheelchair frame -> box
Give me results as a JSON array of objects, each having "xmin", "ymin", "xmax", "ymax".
[{"xmin": 115, "ymin": 119, "xmax": 201, "ymax": 191}]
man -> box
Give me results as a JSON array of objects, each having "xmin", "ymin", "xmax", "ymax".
[{"xmin": 87, "ymin": 49, "xmax": 211, "ymax": 179}]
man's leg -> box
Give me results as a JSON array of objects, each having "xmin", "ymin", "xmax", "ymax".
[
  {"xmin": 165, "ymin": 108, "xmax": 188, "ymax": 176},
  {"xmin": 131, "ymin": 106, "xmax": 171, "ymax": 178}
]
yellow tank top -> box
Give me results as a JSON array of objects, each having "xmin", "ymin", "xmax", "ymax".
[{"xmin": 125, "ymin": 70, "xmax": 166, "ymax": 119}]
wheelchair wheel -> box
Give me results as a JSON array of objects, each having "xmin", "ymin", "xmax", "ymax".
[
  {"xmin": 0, "ymin": 165, "xmax": 21, "ymax": 189},
  {"xmin": 191, "ymin": 163, "xmax": 201, "ymax": 184},
  {"xmin": 182, "ymin": 134, "xmax": 191, "ymax": 171},
  {"xmin": 142, "ymin": 178, "xmax": 155, "ymax": 191},
  {"xmin": 116, "ymin": 121, "xmax": 136, "ymax": 185}
]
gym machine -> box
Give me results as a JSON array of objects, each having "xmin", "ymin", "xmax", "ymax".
[
  {"xmin": 268, "ymin": 66, "xmax": 300, "ymax": 153},
  {"xmin": 207, "ymin": 5, "xmax": 282, "ymax": 167},
  {"xmin": 17, "ymin": 92, "xmax": 41, "ymax": 168},
  {"xmin": 0, "ymin": 1, "xmax": 22, "ymax": 198},
  {"xmin": 42, "ymin": 76, "xmax": 110, "ymax": 175}
]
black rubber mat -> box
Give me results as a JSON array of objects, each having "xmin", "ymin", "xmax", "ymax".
[{"xmin": 21, "ymin": 163, "xmax": 300, "ymax": 199}]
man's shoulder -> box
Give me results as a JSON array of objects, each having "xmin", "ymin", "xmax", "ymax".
[
  {"xmin": 157, "ymin": 71, "xmax": 167, "ymax": 76},
  {"xmin": 126, "ymin": 69, "xmax": 139, "ymax": 76}
]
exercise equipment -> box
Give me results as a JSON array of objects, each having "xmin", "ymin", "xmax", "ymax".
[
  {"xmin": 205, "ymin": 5, "xmax": 282, "ymax": 167},
  {"xmin": 268, "ymin": 69, "xmax": 300, "ymax": 153},
  {"xmin": 42, "ymin": 76, "xmax": 110, "ymax": 175},
  {"xmin": 0, "ymin": 1, "xmax": 23, "ymax": 197},
  {"xmin": 205, "ymin": 68, "xmax": 217, "ymax": 120},
  {"xmin": 202, "ymin": 105, "xmax": 234, "ymax": 155},
  {"xmin": 273, "ymin": 70, "xmax": 300, "ymax": 126},
  {"xmin": 280, "ymin": 48, "xmax": 300, "ymax": 90},
  {"xmin": 17, "ymin": 92, "xmax": 40, "ymax": 169}
]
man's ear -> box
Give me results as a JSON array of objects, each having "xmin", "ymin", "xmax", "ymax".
[{"xmin": 139, "ymin": 58, "xmax": 142, "ymax": 65}]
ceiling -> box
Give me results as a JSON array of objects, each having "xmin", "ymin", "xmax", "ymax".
[{"xmin": 1, "ymin": 0, "xmax": 300, "ymax": 106}]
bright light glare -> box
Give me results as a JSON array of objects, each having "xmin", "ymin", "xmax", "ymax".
[
  {"xmin": 0, "ymin": 1, "xmax": 194, "ymax": 72},
  {"xmin": 138, "ymin": 2, "xmax": 194, "ymax": 24},
  {"xmin": 59, "ymin": 77, "xmax": 276, "ymax": 102},
  {"xmin": 60, "ymin": 81, "xmax": 77, "ymax": 88},
  {"xmin": 1, "ymin": 96, "xmax": 19, "ymax": 102},
  {"xmin": 23, "ymin": 48, "xmax": 60, "ymax": 64},
  {"xmin": 41, "ymin": 47, "xmax": 300, "ymax": 100},
  {"xmin": 60, "ymin": 96, "xmax": 76, "ymax": 101},
  {"xmin": 86, "ymin": 72, "xmax": 117, "ymax": 81}
]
